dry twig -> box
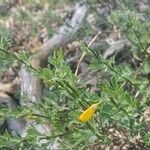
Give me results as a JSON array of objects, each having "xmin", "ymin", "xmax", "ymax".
[{"xmin": 75, "ymin": 31, "xmax": 101, "ymax": 76}]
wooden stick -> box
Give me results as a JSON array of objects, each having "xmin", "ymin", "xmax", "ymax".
[{"xmin": 75, "ymin": 31, "xmax": 101, "ymax": 76}]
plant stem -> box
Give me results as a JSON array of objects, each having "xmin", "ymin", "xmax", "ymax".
[
  {"xmin": 84, "ymin": 43, "xmax": 140, "ymax": 90},
  {"xmin": 0, "ymin": 48, "xmax": 37, "ymax": 72}
]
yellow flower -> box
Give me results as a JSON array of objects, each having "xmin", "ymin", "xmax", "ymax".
[{"xmin": 79, "ymin": 102, "xmax": 100, "ymax": 123}]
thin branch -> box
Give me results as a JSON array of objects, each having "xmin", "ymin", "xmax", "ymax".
[
  {"xmin": 75, "ymin": 31, "xmax": 101, "ymax": 76},
  {"xmin": 84, "ymin": 43, "xmax": 140, "ymax": 90}
]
